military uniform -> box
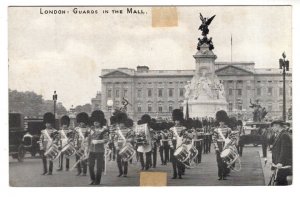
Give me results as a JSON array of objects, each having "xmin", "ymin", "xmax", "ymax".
[
  {"xmin": 194, "ymin": 128, "xmax": 204, "ymax": 163},
  {"xmin": 39, "ymin": 112, "xmax": 57, "ymax": 175}
]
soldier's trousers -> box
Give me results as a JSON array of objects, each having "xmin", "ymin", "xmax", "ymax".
[
  {"xmin": 216, "ymin": 142, "xmax": 230, "ymax": 178},
  {"xmin": 41, "ymin": 150, "xmax": 53, "ymax": 173},
  {"xmin": 151, "ymin": 145, "xmax": 157, "ymax": 168},
  {"xmin": 59, "ymin": 153, "xmax": 69, "ymax": 170},
  {"xmin": 195, "ymin": 140, "xmax": 203, "ymax": 163},
  {"xmin": 76, "ymin": 154, "xmax": 87, "ymax": 174},
  {"xmin": 138, "ymin": 151, "xmax": 151, "ymax": 169},
  {"xmin": 170, "ymin": 148, "xmax": 184, "ymax": 177},
  {"xmin": 116, "ymin": 151, "xmax": 128, "ymax": 175},
  {"xmin": 89, "ymin": 152, "xmax": 104, "ymax": 184}
]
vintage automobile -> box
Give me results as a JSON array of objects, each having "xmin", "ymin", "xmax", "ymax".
[
  {"xmin": 9, "ymin": 113, "xmax": 26, "ymax": 161},
  {"xmin": 9, "ymin": 113, "xmax": 46, "ymax": 161}
]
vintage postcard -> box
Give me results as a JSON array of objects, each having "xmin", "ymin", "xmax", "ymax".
[{"xmin": 8, "ymin": 6, "xmax": 292, "ymax": 187}]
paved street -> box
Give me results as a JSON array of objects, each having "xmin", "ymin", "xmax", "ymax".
[{"xmin": 10, "ymin": 146, "xmax": 267, "ymax": 187}]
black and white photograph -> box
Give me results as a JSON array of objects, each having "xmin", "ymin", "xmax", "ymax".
[{"xmin": 7, "ymin": 5, "xmax": 293, "ymax": 187}]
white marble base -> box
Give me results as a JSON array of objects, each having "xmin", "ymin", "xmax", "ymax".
[{"xmin": 183, "ymin": 99, "xmax": 228, "ymax": 118}]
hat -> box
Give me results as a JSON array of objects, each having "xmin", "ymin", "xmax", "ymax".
[
  {"xmin": 172, "ymin": 109, "xmax": 184, "ymax": 122},
  {"xmin": 237, "ymin": 120, "xmax": 243, "ymax": 126},
  {"xmin": 110, "ymin": 115, "xmax": 117, "ymax": 125},
  {"xmin": 76, "ymin": 112, "xmax": 89, "ymax": 125},
  {"xmin": 124, "ymin": 118, "xmax": 133, "ymax": 128},
  {"xmin": 184, "ymin": 118, "xmax": 194, "ymax": 129},
  {"xmin": 140, "ymin": 114, "xmax": 152, "ymax": 124},
  {"xmin": 216, "ymin": 110, "xmax": 229, "ymax": 123},
  {"xmin": 90, "ymin": 110, "xmax": 105, "ymax": 124},
  {"xmin": 43, "ymin": 112, "xmax": 55, "ymax": 125},
  {"xmin": 271, "ymin": 120, "xmax": 285, "ymax": 127},
  {"xmin": 228, "ymin": 117, "xmax": 237, "ymax": 129},
  {"xmin": 60, "ymin": 115, "xmax": 70, "ymax": 126}
]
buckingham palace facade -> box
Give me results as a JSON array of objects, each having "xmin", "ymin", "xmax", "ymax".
[{"xmin": 100, "ymin": 62, "xmax": 292, "ymax": 121}]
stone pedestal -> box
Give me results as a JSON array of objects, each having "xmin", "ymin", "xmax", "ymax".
[{"xmin": 183, "ymin": 44, "xmax": 228, "ymax": 118}]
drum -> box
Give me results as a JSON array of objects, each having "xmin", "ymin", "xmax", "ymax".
[
  {"xmin": 45, "ymin": 144, "xmax": 61, "ymax": 161},
  {"xmin": 220, "ymin": 146, "xmax": 239, "ymax": 167},
  {"xmin": 189, "ymin": 145, "xmax": 198, "ymax": 160},
  {"xmin": 174, "ymin": 145, "xmax": 190, "ymax": 163},
  {"xmin": 119, "ymin": 144, "xmax": 135, "ymax": 162},
  {"xmin": 61, "ymin": 143, "xmax": 76, "ymax": 158}
]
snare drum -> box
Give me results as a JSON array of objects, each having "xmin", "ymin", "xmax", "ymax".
[
  {"xmin": 189, "ymin": 146, "xmax": 198, "ymax": 160},
  {"xmin": 174, "ymin": 145, "xmax": 190, "ymax": 163},
  {"xmin": 220, "ymin": 146, "xmax": 239, "ymax": 166},
  {"xmin": 119, "ymin": 144, "xmax": 135, "ymax": 162},
  {"xmin": 45, "ymin": 144, "xmax": 61, "ymax": 161},
  {"xmin": 61, "ymin": 143, "xmax": 76, "ymax": 158}
]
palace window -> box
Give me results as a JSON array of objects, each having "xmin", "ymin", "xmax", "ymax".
[
  {"xmin": 107, "ymin": 89, "xmax": 112, "ymax": 98},
  {"xmin": 148, "ymin": 103, "xmax": 152, "ymax": 112},
  {"xmin": 148, "ymin": 89, "xmax": 152, "ymax": 97},
  {"xmin": 169, "ymin": 88, "xmax": 174, "ymax": 97},
  {"xmin": 158, "ymin": 88, "xmax": 163, "ymax": 97},
  {"xmin": 237, "ymin": 104, "xmax": 242, "ymax": 111},
  {"xmin": 137, "ymin": 104, "xmax": 142, "ymax": 113},
  {"xmin": 123, "ymin": 89, "xmax": 128, "ymax": 98},
  {"xmin": 237, "ymin": 89, "xmax": 242, "ymax": 96},
  {"xmin": 115, "ymin": 89, "xmax": 120, "ymax": 98},
  {"xmin": 267, "ymin": 87, "xmax": 273, "ymax": 96},
  {"xmin": 158, "ymin": 104, "xmax": 163, "ymax": 112},
  {"xmin": 229, "ymin": 88, "xmax": 233, "ymax": 96},
  {"xmin": 137, "ymin": 89, "xmax": 142, "ymax": 98},
  {"xmin": 169, "ymin": 104, "xmax": 173, "ymax": 112},
  {"xmin": 179, "ymin": 88, "xmax": 184, "ymax": 97}
]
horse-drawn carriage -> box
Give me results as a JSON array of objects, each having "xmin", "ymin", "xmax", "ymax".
[{"xmin": 238, "ymin": 122, "xmax": 272, "ymax": 157}]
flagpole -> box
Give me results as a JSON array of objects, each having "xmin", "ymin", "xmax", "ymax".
[{"xmin": 231, "ymin": 34, "xmax": 232, "ymax": 63}]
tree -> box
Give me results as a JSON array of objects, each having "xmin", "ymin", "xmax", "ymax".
[{"xmin": 74, "ymin": 104, "xmax": 92, "ymax": 114}]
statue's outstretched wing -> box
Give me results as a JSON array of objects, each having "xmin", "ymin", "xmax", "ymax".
[
  {"xmin": 206, "ymin": 15, "xmax": 216, "ymax": 25},
  {"xmin": 199, "ymin": 13, "xmax": 204, "ymax": 22}
]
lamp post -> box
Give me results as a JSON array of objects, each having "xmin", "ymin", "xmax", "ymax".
[
  {"xmin": 53, "ymin": 91, "xmax": 57, "ymax": 118},
  {"xmin": 279, "ymin": 52, "xmax": 289, "ymax": 121},
  {"xmin": 107, "ymin": 99, "xmax": 114, "ymax": 125}
]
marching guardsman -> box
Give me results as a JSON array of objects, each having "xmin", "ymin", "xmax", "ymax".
[
  {"xmin": 39, "ymin": 112, "xmax": 57, "ymax": 175},
  {"xmin": 136, "ymin": 114, "xmax": 153, "ymax": 170},
  {"xmin": 212, "ymin": 110, "xmax": 232, "ymax": 180},
  {"xmin": 57, "ymin": 115, "xmax": 72, "ymax": 171},
  {"xmin": 74, "ymin": 112, "xmax": 90, "ymax": 176},
  {"xmin": 149, "ymin": 120, "xmax": 159, "ymax": 168},
  {"xmin": 194, "ymin": 119, "xmax": 204, "ymax": 163},
  {"xmin": 112, "ymin": 111, "xmax": 132, "ymax": 177},
  {"xmin": 108, "ymin": 116, "xmax": 117, "ymax": 161},
  {"xmin": 87, "ymin": 110, "xmax": 109, "ymax": 185},
  {"xmin": 169, "ymin": 109, "xmax": 186, "ymax": 179}
]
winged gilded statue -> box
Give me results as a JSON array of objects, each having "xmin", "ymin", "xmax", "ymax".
[{"xmin": 198, "ymin": 13, "xmax": 216, "ymax": 36}]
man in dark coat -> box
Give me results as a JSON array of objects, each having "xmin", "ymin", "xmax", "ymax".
[{"xmin": 271, "ymin": 120, "xmax": 292, "ymax": 185}]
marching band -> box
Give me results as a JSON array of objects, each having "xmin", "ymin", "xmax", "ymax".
[{"xmin": 37, "ymin": 107, "xmax": 291, "ymax": 186}]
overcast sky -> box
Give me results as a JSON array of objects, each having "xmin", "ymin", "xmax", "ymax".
[{"xmin": 8, "ymin": 6, "xmax": 292, "ymax": 109}]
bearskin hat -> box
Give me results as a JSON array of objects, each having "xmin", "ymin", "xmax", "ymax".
[
  {"xmin": 116, "ymin": 112, "xmax": 128, "ymax": 124},
  {"xmin": 124, "ymin": 118, "xmax": 134, "ymax": 128},
  {"xmin": 237, "ymin": 120, "xmax": 243, "ymax": 126},
  {"xmin": 60, "ymin": 115, "xmax": 70, "ymax": 126},
  {"xmin": 110, "ymin": 115, "xmax": 117, "ymax": 125},
  {"xmin": 90, "ymin": 110, "xmax": 105, "ymax": 124},
  {"xmin": 215, "ymin": 110, "xmax": 229, "ymax": 123},
  {"xmin": 43, "ymin": 112, "xmax": 55, "ymax": 125},
  {"xmin": 172, "ymin": 109, "xmax": 184, "ymax": 122},
  {"xmin": 76, "ymin": 112, "xmax": 89, "ymax": 125},
  {"xmin": 139, "ymin": 114, "xmax": 152, "ymax": 124},
  {"xmin": 228, "ymin": 117, "xmax": 237, "ymax": 129},
  {"xmin": 184, "ymin": 118, "xmax": 194, "ymax": 129}
]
